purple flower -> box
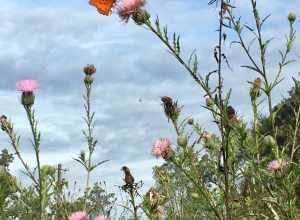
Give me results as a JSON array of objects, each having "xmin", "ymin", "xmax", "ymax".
[
  {"xmin": 16, "ymin": 79, "xmax": 39, "ymax": 92},
  {"xmin": 267, "ymin": 160, "xmax": 282, "ymax": 172}
]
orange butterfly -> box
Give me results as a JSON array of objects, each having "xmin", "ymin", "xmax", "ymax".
[{"xmin": 89, "ymin": 0, "xmax": 116, "ymax": 16}]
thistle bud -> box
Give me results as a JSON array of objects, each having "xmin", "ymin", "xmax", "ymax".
[
  {"xmin": 132, "ymin": 9, "xmax": 150, "ymax": 25},
  {"xmin": 288, "ymin": 12, "xmax": 297, "ymax": 24},
  {"xmin": 21, "ymin": 92, "xmax": 35, "ymax": 107},
  {"xmin": 84, "ymin": 75, "xmax": 94, "ymax": 85},
  {"xmin": 206, "ymin": 97, "xmax": 214, "ymax": 107},
  {"xmin": 177, "ymin": 135, "xmax": 187, "ymax": 147},
  {"xmin": 187, "ymin": 118, "xmax": 194, "ymax": 125},
  {"xmin": 263, "ymin": 135, "xmax": 276, "ymax": 147}
]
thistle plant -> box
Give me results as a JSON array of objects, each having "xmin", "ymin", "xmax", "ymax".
[
  {"xmin": 73, "ymin": 64, "xmax": 109, "ymax": 209},
  {"xmin": 1, "ymin": 0, "xmax": 300, "ymax": 219}
]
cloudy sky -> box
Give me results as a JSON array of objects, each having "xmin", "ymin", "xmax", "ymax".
[{"xmin": 0, "ymin": 0, "xmax": 299, "ymax": 201}]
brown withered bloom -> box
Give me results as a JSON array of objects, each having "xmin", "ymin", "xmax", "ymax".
[
  {"xmin": 161, "ymin": 96, "xmax": 181, "ymax": 122},
  {"xmin": 0, "ymin": 115, "xmax": 10, "ymax": 132},
  {"xmin": 250, "ymin": 77, "xmax": 262, "ymax": 99},
  {"xmin": 0, "ymin": 115, "xmax": 7, "ymax": 124},
  {"xmin": 226, "ymin": 106, "xmax": 236, "ymax": 121},
  {"xmin": 145, "ymin": 187, "xmax": 160, "ymax": 210},
  {"xmin": 83, "ymin": 64, "xmax": 96, "ymax": 75},
  {"xmin": 121, "ymin": 166, "xmax": 135, "ymax": 187}
]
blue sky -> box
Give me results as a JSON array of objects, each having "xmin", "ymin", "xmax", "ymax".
[{"xmin": 0, "ymin": 0, "xmax": 299, "ymax": 204}]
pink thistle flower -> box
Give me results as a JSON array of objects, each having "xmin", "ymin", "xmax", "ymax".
[
  {"xmin": 94, "ymin": 215, "xmax": 107, "ymax": 220},
  {"xmin": 69, "ymin": 210, "xmax": 87, "ymax": 220},
  {"xmin": 267, "ymin": 159, "xmax": 282, "ymax": 172},
  {"xmin": 114, "ymin": 0, "xmax": 145, "ymax": 20},
  {"xmin": 152, "ymin": 138, "xmax": 171, "ymax": 158},
  {"xmin": 16, "ymin": 79, "xmax": 39, "ymax": 92}
]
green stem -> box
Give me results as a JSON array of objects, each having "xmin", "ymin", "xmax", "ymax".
[
  {"xmin": 84, "ymin": 82, "xmax": 94, "ymax": 208},
  {"xmin": 24, "ymin": 105, "xmax": 43, "ymax": 220},
  {"xmin": 251, "ymin": 99, "xmax": 260, "ymax": 161},
  {"xmin": 129, "ymin": 188, "xmax": 139, "ymax": 220}
]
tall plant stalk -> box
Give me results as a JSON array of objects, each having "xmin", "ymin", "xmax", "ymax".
[{"xmin": 23, "ymin": 105, "xmax": 43, "ymax": 220}]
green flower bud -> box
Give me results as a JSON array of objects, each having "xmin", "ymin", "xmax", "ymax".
[
  {"xmin": 288, "ymin": 12, "xmax": 297, "ymax": 24},
  {"xmin": 84, "ymin": 75, "xmax": 94, "ymax": 85},
  {"xmin": 206, "ymin": 98, "xmax": 214, "ymax": 107},
  {"xmin": 21, "ymin": 92, "xmax": 35, "ymax": 106},
  {"xmin": 187, "ymin": 118, "xmax": 194, "ymax": 125},
  {"xmin": 263, "ymin": 135, "xmax": 276, "ymax": 147},
  {"xmin": 132, "ymin": 9, "xmax": 150, "ymax": 25},
  {"xmin": 177, "ymin": 135, "xmax": 187, "ymax": 147}
]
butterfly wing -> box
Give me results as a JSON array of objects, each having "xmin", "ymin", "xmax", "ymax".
[{"xmin": 89, "ymin": 0, "xmax": 115, "ymax": 16}]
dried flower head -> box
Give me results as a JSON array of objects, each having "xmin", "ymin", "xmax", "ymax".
[
  {"xmin": 69, "ymin": 210, "xmax": 87, "ymax": 220},
  {"xmin": 145, "ymin": 187, "xmax": 160, "ymax": 209},
  {"xmin": 226, "ymin": 106, "xmax": 236, "ymax": 121},
  {"xmin": 161, "ymin": 96, "xmax": 181, "ymax": 122},
  {"xmin": 0, "ymin": 115, "xmax": 7, "ymax": 124},
  {"xmin": 202, "ymin": 131, "xmax": 212, "ymax": 142},
  {"xmin": 83, "ymin": 64, "xmax": 96, "ymax": 75},
  {"xmin": 250, "ymin": 77, "xmax": 262, "ymax": 99},
  {"xmin": 0, "ymin": 115, "xmax": 12, "ymax": 132}
]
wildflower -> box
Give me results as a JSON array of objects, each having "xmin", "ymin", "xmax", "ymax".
[
  {"xmin": 16, "ymin": 79, "xmax": 39, "ymax": 106},
  {"xmin": 115, "ymin": 0, "xmax": 145, "ymax": 21},
  {"xmin": 94, "ymin": 215, "xmax": 107, "ymax": 220},
  {"xmin": 16, "ymin": 79, "xmax": 39, "ymax": 92},
  {"xmin": 69, "ymin": 210, "xmax": 87, "ymax": 220},
  {"xmin": 152, "ymin": 138, "xmax": 172, "ymax": 159},
  {"xmin": 267, "ymin": 159, "xmax": 282, "ymax": 172}
]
